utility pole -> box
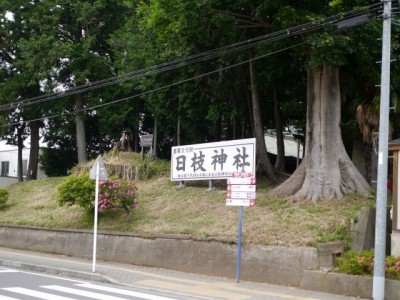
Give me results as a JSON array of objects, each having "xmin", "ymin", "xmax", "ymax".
[{"xmin": 372, "ymin": 1, "xmax": 392, "ymax": 299}]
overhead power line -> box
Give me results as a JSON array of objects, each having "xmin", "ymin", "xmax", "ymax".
[
  {"xmin": 0, "ymin": 2, "xmax": 383, "ymax": 113},
  {"xmin": 1, "ymin": 40, "xmax": 309, "ymax": 128}
]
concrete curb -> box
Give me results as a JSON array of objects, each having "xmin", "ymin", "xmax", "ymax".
[
  {"xmin": 0, "ymin": 259, "xmax": 117, "ymax": 284},
  {"xmin": 301, "ymin": 270, "xmax": 400, "ymax": 299}
]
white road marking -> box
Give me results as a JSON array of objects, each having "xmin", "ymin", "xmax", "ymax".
[
  {"xmin": 0, "ymin": 295, "xmax": 19, "ymax": 300},
  {"xmin": 0, "ymin": 270, "xmax": 18, "ymax": 273},
  {"xmin": 42, "ymin": 285, "xmax": 129, "ymax": 300},
  {"xmin": 2, "ymin": 287, "xmax": 77, "ymax": 300},
  {"xmin": 77, "ymin": 283, "xmax": 178, "ymax": 300}
]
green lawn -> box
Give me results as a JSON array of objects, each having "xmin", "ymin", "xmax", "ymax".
[{"xmin": 0, "ymin": 153, "xmax": 375, "ymax": 248}]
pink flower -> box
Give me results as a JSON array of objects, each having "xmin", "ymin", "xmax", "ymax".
[{"xmin": 395, "ymin": 261, "xmax": 400, "ymax": 272}]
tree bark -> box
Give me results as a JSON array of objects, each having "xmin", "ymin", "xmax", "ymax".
[
  {"xmin": 249, "ymin": 49, "xmax": 276, "ymax": 181},
  {"xmin": 75, "ymin": 93, "xmax": 87, "ymax": 163},
  {"xmin": 17, "ymin": 124, "xmax": 25, "ymax": 182},
  {"xmin": 244, "ymin": 79, "xmax": 255, "ymax": 138},
  {"xmin": 153, "ymin": 117, "xmax": 157, "ymax": 156},
  {"xmin": 26, "ymin": 120, "xmax": 40, "ymax": 180},
  {"xmin": 214, "ymin": 113, "xmax": 222, "ymax": 142},
  {"xmin": 364, "ymin": 142, "xmax": 373, "ymax": 184},
  {"xmin": 273, "ymin": 87, "xmax": 286, "ymax": 173},
  {"xmin": 270, "ymin": 65, "xmax": 370, "ymax": 201}
]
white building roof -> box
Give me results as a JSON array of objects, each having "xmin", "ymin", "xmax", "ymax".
[{"xmin": 264, "ymin": 132, "xmax": 303, "ymax": 158}]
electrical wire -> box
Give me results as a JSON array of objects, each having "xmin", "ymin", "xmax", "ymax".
[
  {"xmin": 0, "ymin": 40, "xmax": 309, "ymax": 128},
  {"xmin": 0, "ymin": 2, "xmax": 383, "ymax": 113}
]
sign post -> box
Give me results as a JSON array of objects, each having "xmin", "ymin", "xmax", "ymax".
[
  {"xmin": 236, "ymin": 205, "xmax": 244, "ymax": 283},
  {"xmin": 140, "ymin": 134, "xmax": 153, "ymax": 160},
  {"xmin": 227, "ymin": 172, "xmax": 256, "ymax": 283},
  {"xmin": 89, "ymin": 155, "xmax": 108, "ymax": 273}
]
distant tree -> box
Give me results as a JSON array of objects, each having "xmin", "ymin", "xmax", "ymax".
[
  {"xmin": 0, "ymin": 0, "xmax": 54, "ymax": 180},
  {"xmin": 35, "ymin": 0, "xmax": 130, "ymax": 163},
  {"xmin": 39, "ymin": 148, "xmax": 77, "ymax": 177}
]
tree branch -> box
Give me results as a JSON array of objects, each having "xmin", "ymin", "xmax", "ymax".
[{"xmin": 210, "ymin": 8, "xmax": 273, "ymax": 29}]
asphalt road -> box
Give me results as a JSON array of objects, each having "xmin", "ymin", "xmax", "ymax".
[{"xmin": 0, "ymin": 267, "xmax": 197, "ymax": 300}]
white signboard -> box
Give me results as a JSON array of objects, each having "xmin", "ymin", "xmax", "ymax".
[
  {"xmin": 171, "ymin": 138, "xmax": 256, "ymax": 181},
  {"xmin": 140, "ymin": 134, "xmax": 153, "ymax": 147},
  {"xmin": 226, "ymin": 191, "xmax": 256, "ymax": 199},
  {"xmin": 227, "ymin": 184, "xmax": 256, "ymax": 192},
  {"xmin": 226, "ymin": 172, "xmax": 256, "ymax": 207},
  {"xmin": 227, "ymin": 177, "xmax": 256, "ymax": 185},
  {"xmin": 226, "ymin": 199, "xmax": 256, "ymax": 207}
]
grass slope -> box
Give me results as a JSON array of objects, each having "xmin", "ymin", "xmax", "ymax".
[{"xmin": 0, "ymin": 153, "xmax": 375, "ymax": 247}]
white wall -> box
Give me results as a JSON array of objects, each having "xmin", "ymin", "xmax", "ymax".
[{"xmin": 0, "ymin": 140, "xmax": 47, "ymax": 185}]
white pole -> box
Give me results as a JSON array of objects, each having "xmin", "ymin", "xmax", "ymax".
[
  {"xmin": 372, "ymin": 1, "xmax": 391, "ymax": 299},
  {"xmin": 92, "ymin": 161, "xmax": 99, "ymax": 273}
]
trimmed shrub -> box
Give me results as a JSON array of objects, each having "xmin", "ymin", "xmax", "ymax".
[{"xmin": 57, "ymin": 173, "xmax": 95, "ymax": 211}]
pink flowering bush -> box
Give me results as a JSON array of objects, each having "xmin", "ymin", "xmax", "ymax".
[
  {"xmin": 337, "ymin": 250, "xmax": 400, "ymax": 280},
  {"xmin": 98, "ymin": 179, "xmax": 138, "ymax": 218},
  {"xmin": 57, "ymin": 174, "xmax": 138, "ymax": 220}
]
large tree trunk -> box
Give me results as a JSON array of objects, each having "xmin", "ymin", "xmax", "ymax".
[
  {"xmin": 273, "ymin": 87, "xmax": 286, "ymax": 173},
  {"xmin": 176, "ymin": 116, "xmax": 181, "ymax": 146},
  {"xmin": 249, "ymin": 50, "xmax": 276, "ymax": 181},
  {"xmin": 75, "ymin": 93, "xmax": 87, "ymax": 163},
  {"xmin": 17, "ymin": 124, "xmax": 25, "ymax": 182},
  {"xmin": 271, "ymin": 65, "xmax": 370, "ymax": 201},
  {"xmin": 26, "ymin": 120, "xmax": 40, "ymax": 180},
  {"xmin": 153, "ymin": 117, "xmax": 157, "ymax": 156},
  {"xmin": 364, "ymin": 142, "xmax": 373, "ymax": 184},
  {"xmin": 214, "ymin": 113, "xmax": 222, "ymax": 142}
]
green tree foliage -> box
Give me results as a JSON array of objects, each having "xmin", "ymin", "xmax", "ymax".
[
  {"xmin": 39, "ymin": 148, "xmax": 77, "ymax": 177},
  {"xmin": 3, "ymin": 0, "xmax": 400, "ymax": 194},
  {"xmin": 135, "ymin": 0, "xmax": 250, "ymax": 143},
  {"xmin": 0, "ymin": 1, "xmax": 57, "ymax": 179}
]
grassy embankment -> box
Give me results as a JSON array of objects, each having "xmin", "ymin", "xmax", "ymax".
[{"xmin": 0, "ymin": 151, "xmax": 375, "ymax": 248}]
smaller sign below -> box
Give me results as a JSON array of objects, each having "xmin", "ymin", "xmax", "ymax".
[
  {"xmin": 227, "ymin": 177, "xmax": 256, "ymax": 185},
  {"xmin": 232, "ymin": 172, "xmax": 253, "ymax": 178},
  {"xmin": 227, "ymin": 184, "xmax": 256, "ymax": 192},
  {"xmin": 227, "ymin": 191, "xmax": 256, "ymax": 199},
  {"xmin": 226, "ymin": 199, "xmax": 256, "ymax": 207},
  {"xmin": 226, "ymin": 172, "xmax": 256, "ymax": 207},
  {"xmin": 140, "ymin": 134, "xmax": 153, "ymax": 147}
]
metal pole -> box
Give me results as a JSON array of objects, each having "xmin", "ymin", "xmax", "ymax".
[
  {"xmin": 235, "ymin": 206, "xmax": 244, "ymax": 283},
  {"xmin": 207, "ymin": 180, "xmax": 214, "ymax": 191},
  {"xmin": 92, "ymin": 162, "xmax": 99, "ymax": 273},
  {"xmin": 373, "ymin": 1, "xmax": 391, "ymax": 299}
]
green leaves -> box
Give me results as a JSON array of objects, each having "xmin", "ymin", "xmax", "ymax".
[{"xmin": 57, "ymin": 173, "xmax": 95, "ymax": 211}]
